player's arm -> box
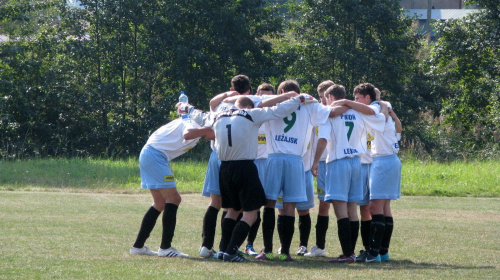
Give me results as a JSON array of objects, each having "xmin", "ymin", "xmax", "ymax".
[
  {"xmin": 209, "ymin": 91, "xmax": 238, "ymax": 111},
  {"xmin": 388, "ymin": 107, "xmax": 402, "ymax": 133},
  {"xmin": 258, "ymin": 91, "xmax": 298, "ymax": 108},
  {"xmin": 183, "ymin": 127, "xmax": 215, "ymax": 141},
  {"xmin": 311, "ymin": 138, "xmax": 327, "ymax": 177},
  {"xmin": 328, "ymin": 105, "xmax": 349, "ymax": 118},
  {"xmin": 331, "ymin": 99, "xmax": 376, "ymax": 115},
  {"xmin": 379, "ymin": 100, "xmax": 389, "ymax": 121}
]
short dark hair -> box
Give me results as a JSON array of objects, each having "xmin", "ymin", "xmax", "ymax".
[
  {"xmin": 257, "ymin": 83, "xmax": 275, "ymax": 95},
  {"xmin": 235, "ymin": 96, "xmax": 254, "ymax": 109},
  {"xmin": 353, "ymin": 83, "xmax": 376, "ymax": 102},
  {"xmin": 317, "ymin": 80, "xmax": 335, "ymax": 95},
  {"xmin": 277, "ymin": 80, "xmax": 300, "ymax": 95},
  {"xmin": 231, "ymin": 75, "xmax": 252, "ymax": 94},
  {"xmin": 325, "ymin": 84, "xmax": 346, "ymax": 100}
]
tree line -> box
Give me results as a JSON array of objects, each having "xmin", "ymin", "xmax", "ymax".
[{"xmin": 0, "ymin": 0, "xmax": 498, "ymax": 161}]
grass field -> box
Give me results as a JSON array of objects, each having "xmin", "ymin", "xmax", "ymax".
[
  {"xmin": 0, "ymin": 158, "xmax": 499, "ymax": 197},
  {"xmin": 0, "ymin": 159, "xmax": 499, "ymax": 279},
  {"xmin": 0, "ymin": 192, "xmax": 499, "ymax": 279}
]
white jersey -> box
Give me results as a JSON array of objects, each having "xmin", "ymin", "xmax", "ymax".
[
  {"xmin": 256, "ymin": 125, "xmax": 268, "ymax": 159},
  {"xmin": 301, "ymin": 128, "xmax": 317, "ymax": 172},
  {"xmin": 359, "ymin": 131, "xmax": 375, "ymax": 164},
  {"xmin": 319, "ymin": 108, "xmax": 385, "ymax": 163},
  {"xmin": 145, "ymin": 118, "xmax": 201, "ymax": 161},
  {"xmin": 264, "ymin": 102, "xmax": 332, "ymax": 156},
  {"xmin": 369, "ymin": 101, "xmax": 401, "ymax": 157},
  {"xmin": 211, "ymin": 96, "xmax": 302, "ymax": 161}
]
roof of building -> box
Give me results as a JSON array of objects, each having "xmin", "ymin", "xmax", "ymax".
[{"xmin": 405, "ymin": 9, "xmax": 483, "ymax": 20}]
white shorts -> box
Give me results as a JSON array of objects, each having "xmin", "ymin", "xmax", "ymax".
[
  {"xmin": 316, "ymin": 161, "xmax": 327, "ymax": 201},
  {"xmin": 139, "ymin": 145, "xmax": 176, "ymax": 189},
  {"xmin": 324, "ymin": 157, "xmax": 362, "ymax": 202},
  {"xmin": 369, "ymin": 154, "xmax": 401, "ymax": 200},
  {"xmin": 202, "ymin": 149, "xmax": 221, "ymax": 197},
  {"xmin": 276, "ymin": 170, "xmax": 315, "ymax": 211},
  {"xmin": 357, "ymin": 163, "xmax": 371, "ymax": 206},
  {"xmin": 264, "ymin": 154, "xmax": 306, "ymax": 203}
]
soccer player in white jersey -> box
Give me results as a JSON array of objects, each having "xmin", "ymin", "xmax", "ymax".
[
  {"xmin": 199, "ymin": 75, "xmax": 252, "ymax": 259},
  {"xmin": 355, "ymin": 87, "xmax": 387, "ymax": 260},
  {"xmin": 209, "ymin": 95, "xmax": 307, "ymax": 262},
  {"xmin": 256, "ymin": 80, "xmax": 347, "ymax": 262},
  {"xmin": 334, "ymin": 82, "xmax": 401, "ymax": 263},
  {"xmin": 305, "ymin": 80, "xmax": 335, "ymax": 258},
  {"xmin": 312, "ymin": 84, "xmax": 385, "ymax": 263},
  {"xmin": 130, "ymin": 111, "xmax": 214, "ymax": 258}
]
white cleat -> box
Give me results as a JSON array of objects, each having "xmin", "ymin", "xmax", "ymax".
[
  {"xmin": 158, "ymin": 247, "xmax": 189, "ymax": 258},
  {"xmin": 130, "ymin": 246, "xmax": 157, "ymax": 256},
  {"xmin": 304, "ymin": 245, "xmax": 327, "ymax": 257}
]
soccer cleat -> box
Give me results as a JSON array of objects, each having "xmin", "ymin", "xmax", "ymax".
[
  {"xmin": 304, "ymin": 245, "xmax": 327, "ymax": 257},
  {"xmin": 158, "ymin": 247, "xmax": 188, "ymax": 258},
  {"xmin": 329, "ymin": 254, "xmax": 356, "ymax": 263},
  {"xmin": 278, "ymin": 254, "xmax": 295, "ymax": 261},
  {"xmin": 255, "ymin": 250, "xmax": 274, "ymax": 261},
  {"xmin": 245, "ymin": 244, "xmax": 258, "ymax": 256},
  {"xmin": 130, "ymin": 246, "xmax": 157, "ymax": 256},
  {"xmin": 296, "ymin": 246, "xmax": 308, "ymax": 256},
  {"xmin": 217, "ymin": 251, "xmax": 225, "ymax": 260},
  {"xmin": 380, "ymin": 252, "xmax": 390, "ymax": 262},
  {"xmin": 199, "ymin": 246, "xmax": 216, "ymax": 258},
  {"xmin": 365, "ymin": 253, "xmax": 381, "ymax": 263},
  {"xmin": 223, "ymin": 252, "xmax": 249, "ymax": 262},
  {"xmin": 355, "ymin": 250, "xmax": 368, "ymax": 262}
]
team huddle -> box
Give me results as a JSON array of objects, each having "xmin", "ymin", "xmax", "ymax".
[{"xmin": 129, "ymin": 75, "xmax": 402, "ymax": 263}]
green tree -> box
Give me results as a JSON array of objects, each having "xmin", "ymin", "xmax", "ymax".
[
  {"xmin": 282, "ymin": 0, "xmax": 422, "ymax": 128},
  {"xmin": 425, "ymin": 0, "xmax": 499, "ymax": 159}
]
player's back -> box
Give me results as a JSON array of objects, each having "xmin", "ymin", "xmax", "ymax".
[{"xmin": 265, "ymin": 102, "xmax": 330, "ymax": 156}]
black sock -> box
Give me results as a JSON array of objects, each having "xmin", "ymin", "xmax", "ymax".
[
  {"xmin": 201, "ymin": 206, "xmax": 219, "ymax": 249},
  {"xmin": 280, "ymin": 215, "xmax": 295, "ymax": 255},
  {"xmin": 315, "ymin": 215, "xmax": 329, "ymax": 249},
  {"xmin": 337, "ymin": 218, "xmax": 352, "ymax": 256},
  {"xmin": 160, "ymin": 203, "xmax": 178, "ymax": 249},
  {"xmin": 221, "ymin": 211, "xmax": 227, "ymax": 227},
  {"xmin": 247, "ymin": 211, "xmax": 260, "ymax": 245},
  {"xmin": 369, "ymin": 214, "xmax": 385, "ymax": 257},
  {"xmin": 299, "ymin": 213, "xmax": 311, "ymax": 247},
  {"xmin": 361, "ymin": 220, "xmax": 371, "ymax": 251},
  {"xmin": 350, "ymin": 221, "xmax": 359, "ymax": 254},
  {"xmin": 225, "ymin": 221, "xmax": 251, "ymax": 255},
  {"xmin": 219, "ymin": 218, "xmax": 237, "ymax": 252},
  {"xmin": 262, "ymin": 207, "xmax": 275, "ymax": 253},
  {"xmin": 380, "ymin": 216, "xmax": 394, "ymax": 255},
  {"xmin": 277, "ymin": 215, "xmax": 285, "ymax": 252},
  {"xmin": 133, "ymin": 206, "xmax": 161, "ymax": 248},
  {"xmin": 236, "ymin": 212, "xmax": 243, "ymax": 222}
]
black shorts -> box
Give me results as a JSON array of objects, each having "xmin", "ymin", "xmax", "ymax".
[{"xmin": 219, "ymin": 160, "xmax": 267, "ymax": 212}]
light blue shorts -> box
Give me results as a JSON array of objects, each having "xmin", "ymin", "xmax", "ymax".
[
  {"xmin": 369, "ymin": 154, "xmax": 401, "ymax": 200},
  {"xmin": 316, "ymin": 161, "xmax": 327, "ymax": 201},
  {"xmin": 324, "ymin": 157, "xmax": 363, "ymax": 202},
  {"xmin": 357, "ymin": 163, "xmax": 371, "ymax": 206},
  {"xmin": 254, "ymin": 158, "xmax": 268, "ymax": 185},
  {"xmin": 202, "ymin": 149, "xmax": 221, "ymax": 197},
  {"xmin": 276, "ymin": 170, "xmax": 315, "ymax": 211},
  {"xmin": 264, "ymin": 154, "xmax": 306, "ymax": 203},
  {"xmin": 139, "ymin": 145, "xmax": 176, "ymax": 189}
]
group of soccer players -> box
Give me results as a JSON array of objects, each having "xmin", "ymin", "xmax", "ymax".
[{"xmin": 129, "ymin": 74, "xmax": 402, "ymax": 263}]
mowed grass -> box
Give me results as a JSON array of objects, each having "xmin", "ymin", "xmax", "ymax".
[
  {"xmin": 0, "ymin": 158, "xmax": 499, "ymax": 197},
  {"xmin": 0, "ymin": 192, "xmax": 498, "ymax": 280}
]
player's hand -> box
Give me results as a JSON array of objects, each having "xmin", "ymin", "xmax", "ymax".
[
  {"xmin": 299, "ymin": 94, "xmax": 318, "ymax": 103},
  {"xmin": 311, "ymin": 162, "xmax": 319, "ymax": 177},
  {"xmin": 176, "ymin": 102, "xmax": 194, "ymax": 115}
]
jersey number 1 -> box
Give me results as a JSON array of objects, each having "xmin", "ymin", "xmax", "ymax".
[{"xmin": 226, "ymin": 124, "xmax": 232, "ymax": 147}]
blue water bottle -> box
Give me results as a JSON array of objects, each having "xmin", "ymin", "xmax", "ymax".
[{"xmin": 179, "ymin": 91, "xmax": 190, "ymax": 122}]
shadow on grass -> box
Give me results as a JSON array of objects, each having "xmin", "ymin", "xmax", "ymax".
[{"xmin": 188, "ymin": 257, "xmax": 495, "ymax": 270}]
